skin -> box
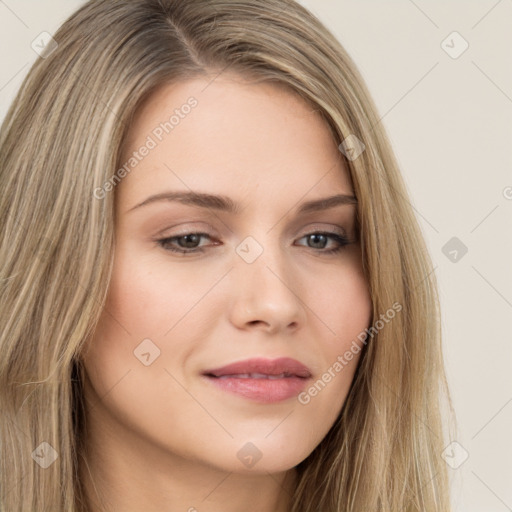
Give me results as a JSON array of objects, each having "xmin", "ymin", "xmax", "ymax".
[{"xmin": 80, "ymin": 73, "xmax": 373, "ymax": 512}]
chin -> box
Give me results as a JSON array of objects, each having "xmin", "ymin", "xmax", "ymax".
[{"xmin": 198, "ymin": 438, "xmax": 314, "ymax": 475}]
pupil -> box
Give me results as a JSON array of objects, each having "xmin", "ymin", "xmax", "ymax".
[
  {"xmin": 179, "ymin": 234, "xmax": 200, "ymax": 248},
  {"xmin": 309, "ymin": 234, "xmax": 326, "ymax": 248}
]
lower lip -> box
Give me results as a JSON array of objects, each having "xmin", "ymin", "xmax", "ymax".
[{"xmin": 203, "ymin": 375, "xmax": 309, "ymax": 403}]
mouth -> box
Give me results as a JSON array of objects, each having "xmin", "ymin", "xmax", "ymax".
[
  {"xmin": 210, "ymin": 372, "xmax": 303, "ymax": 379},
  {"xmin": 201, "ymin": 357, "xmax": 312, "ymax": 403}
]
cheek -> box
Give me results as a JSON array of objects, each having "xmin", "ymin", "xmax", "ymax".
[
  {"xmin": 333, "ymin": 272, "xmax": 371, "ymax": 345},
  {"xmin": 298, "ymin": 260, "xmax": 371, "ymax": 410},
  {"xmin": 81, "ymin": 245, "xmax": 226, "ymax": 393},
  {"xmin": 80, "ymin": 252, "xmax": 215, "ymax": 448},
  {"xmin": 104, "ymin": 247, "xmax": 225, "ymax": 340},
  {"xmin": 314, "ymin": 257, "xmax": 372, "ymax": 351}
]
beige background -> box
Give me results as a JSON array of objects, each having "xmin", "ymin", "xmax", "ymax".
[{"xmin": 1, "ymin": 1, "xmax": 511, "ymax": 510}]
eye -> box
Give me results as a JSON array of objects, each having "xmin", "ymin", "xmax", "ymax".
[
  {"xmin": 156, "ymin": 232, "xmax": 215, "ymax": 254},
  {"xmin": 156, "ymin": 231, "xmax": 351, "ymax": 255},
  {"xmin": 295, "ymin": 232, "xmax": 351, "ymax": 254}
]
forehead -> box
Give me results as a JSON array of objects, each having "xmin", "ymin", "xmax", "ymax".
[{"xmin": 117, "ymin": 74, "xmax": 353, "ymax": 209}]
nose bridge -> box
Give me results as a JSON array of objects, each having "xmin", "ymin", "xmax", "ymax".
[
  {"xmin": 235, "ymin": 233, "xmax": 290, "ymax": 290},
  {"xmin": 230, "ymin": 232, "xmax": 305, "ymax": 331}
]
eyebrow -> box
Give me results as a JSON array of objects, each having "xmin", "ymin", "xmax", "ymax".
[{"xmin": 126, "ymin": 191, "xmax": 357, "ymax": 215}]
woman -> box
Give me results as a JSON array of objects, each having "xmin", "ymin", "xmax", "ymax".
[{"xmin": 0, "ymin": 1, "xmax": 454, "ymax": 510}]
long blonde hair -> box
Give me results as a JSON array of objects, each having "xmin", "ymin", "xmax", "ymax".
[{"xmin": 0, "ymin": 1, "xmax": 454, "ymax": 510}]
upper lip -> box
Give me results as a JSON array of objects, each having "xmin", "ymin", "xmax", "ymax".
[{"xmin": 202, "ymin": 357, "xmax": 312, "ymax": 378}]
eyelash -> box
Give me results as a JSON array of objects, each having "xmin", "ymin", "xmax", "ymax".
[{"xmin": 156, "ymin": 231, "xmax": 351, "ymax": 255}]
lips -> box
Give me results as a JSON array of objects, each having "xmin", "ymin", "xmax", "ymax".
[
  {"xmin": 202, "ymin": 357, "xmax": 312, "ymax": 379},
  {"xmin": 202, "ymin": 357, "xmax": 312, "ymax": 403}
]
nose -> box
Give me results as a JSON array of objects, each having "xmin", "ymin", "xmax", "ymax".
[{"xmin": 228, "ymin": 243, "xmax": 306, "ymax": 334}]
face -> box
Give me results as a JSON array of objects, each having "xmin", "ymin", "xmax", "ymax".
[{"xmin": 82, "ymin": 74, "xmax": 372, "ymax": 475}]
